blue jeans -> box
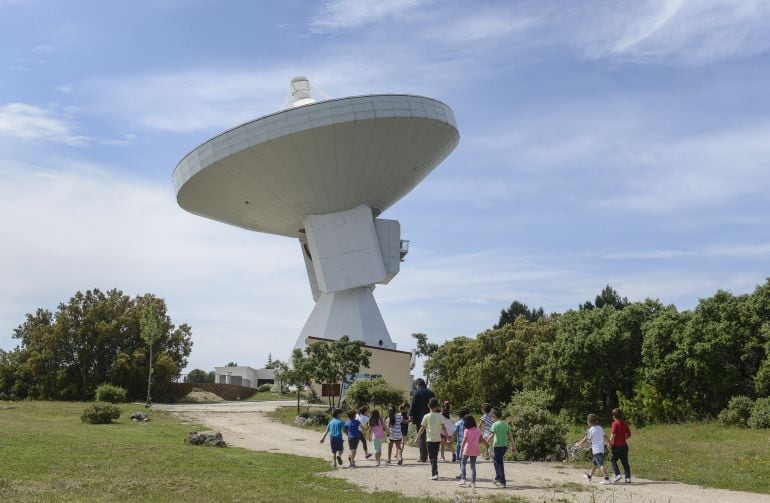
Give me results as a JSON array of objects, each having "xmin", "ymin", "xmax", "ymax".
[
  {"xmin": 493, "ymin": 446, "xmax": 507, "ymax": 485},
  {"xmin": 460, "ymin": 455, "xmax": 477, "ymax": 482}
]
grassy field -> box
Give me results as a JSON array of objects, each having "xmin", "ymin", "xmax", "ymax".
[
  {"xmin": 568, "ymin": 422, "xmax": 770, "ymax": 493},
  {"xmin": 0, "ymin": 401, "xmax": 430, "ymax": 502},
  {"xmin": 245, "ymin": 390, "xmax": 298, "ymax": 401}
]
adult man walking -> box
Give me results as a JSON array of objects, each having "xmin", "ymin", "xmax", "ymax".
[{"xmin": 410, "ymin": 378, "xmax": 435, "ymax": 462}]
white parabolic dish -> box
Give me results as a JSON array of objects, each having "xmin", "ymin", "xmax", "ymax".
[{"xmin": 173, "ymin": 94, "xmax": 460, "ymax": 237}]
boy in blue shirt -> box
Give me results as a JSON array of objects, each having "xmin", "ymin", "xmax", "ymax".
[
  {"xmin": 453, "ymin": 406, "xmax": 469, "ymax": 479},
  {"xmin": 342, "ymin": 409, "xmax": 363, "ymax": 468},
  {"xmin": 320, "ymin": 408, "xmax": 345, "ymax": 467}
]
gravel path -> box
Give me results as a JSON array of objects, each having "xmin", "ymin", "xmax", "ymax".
[{"xmin": 156, "ymin": 401, "xmax": 770, "ymax": 503}]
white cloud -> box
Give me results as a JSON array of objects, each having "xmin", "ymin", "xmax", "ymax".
[
  {"xmin": 0, "ymin": 163, "xmax": 313, "ymax": 371},
  {"xmin": 85, "ymin": 53, "xmax": 471, "ymax": 134},
  {"xmin": 88, "ymin": 69, "xmax": 290, "ymax": 134},
  {"xmin": 310, "ymin": 0, "xmax": 430, "ymax": 33},
  {"xmin": 0, "ymin": 103, "xmax": 86, "ymax": 145},
  {"xmin": 603, "ymin": 125, "xmax": 770, "ymax": 211},
  {"xmin": 573, "ymin": 0, "xmax": 770, "ymax": 63},
  {"xmin": 604, "ymin": 243, "xmax": 770, "ymax": 261}
]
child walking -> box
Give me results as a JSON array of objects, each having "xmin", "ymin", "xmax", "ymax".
[
  {"xmin": 575, "ymin": 413, "xmax": 611, "ymax": 485},
  {"xmin": 490, "ymin": 408, "xmax": 515, "ymax": 488},
  {"xmin": 319, "ymin": 408, "xmax": 345, "ymax": 468},
  {"xmin": 480, "ymin": 403, "xmax": 494, "ymax": 460},
  {"xmin": 457, "ymin": 414, "xmax": 481, "ymax": 488},
  {"xmin": 609, "ymin": 408, "xmax": 632, "ymax": 483},
  {"xmin": 356, "ymin": 405, "xmax": 373, "ymax": 459},
  {"xmin": 399, "ymin": 402, "xmax": 410, "ymax": 440},
  {"xmin": 368, "ymin": 409, "xmax": 388, "ymax": 466},
  {"xmin": 453, "ymin": 407, "xmax": 469, "ymax": 478},
  {"xmin": 386, "ymin": 405, "xmax": 404, "ymax": 465},
  {"xmin": 413, "ymin": 397, "xmax": 447, "ymax": 480},
  {"xmin": 342, "ymin": 410, "xmax": 363, "ymax": 468},
  {"xmin": 440, "ymin": 400, "xmax": 456, "ymax": 462}
]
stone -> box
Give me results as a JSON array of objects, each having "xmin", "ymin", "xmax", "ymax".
[{"xmin": 185, "ymin": 430, "xmax": 226, "ymax": 447}]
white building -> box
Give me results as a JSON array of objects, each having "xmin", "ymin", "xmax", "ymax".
[{"xmin": 213, "ymin": 366, "xmax": 275, "ymax": 388}]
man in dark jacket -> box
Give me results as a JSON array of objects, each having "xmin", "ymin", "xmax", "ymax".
[{"xmin": 410, "ymin": 378, "xmax": 436, "ymax": 462}]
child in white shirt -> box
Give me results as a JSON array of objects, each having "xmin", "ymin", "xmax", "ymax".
[{"xmin": 575, "ymin": 413, "xmax": 611, "ymax": 484}]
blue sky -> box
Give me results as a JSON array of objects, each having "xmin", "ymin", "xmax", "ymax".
[{"xmin": 1, "ymin": 0, "xmax": 769, "ymax": 374}]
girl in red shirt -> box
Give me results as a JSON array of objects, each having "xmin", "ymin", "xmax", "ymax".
[{"xmin": 609, "ymin": 408, "xmax": 632, "ymax": 483}]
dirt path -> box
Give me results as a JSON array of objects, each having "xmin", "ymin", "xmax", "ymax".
[{"xmin": 155, "ymin": 401, "xmax": 770, "ymax": 503}]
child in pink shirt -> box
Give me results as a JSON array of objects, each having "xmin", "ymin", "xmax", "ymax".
[
  {"xmin": 457, "ymin": 414, "xmax": 481, "ymax": 488},
  {"xmin": 368, "ymin": 409, "xmax": 388, "ymax": 466}
]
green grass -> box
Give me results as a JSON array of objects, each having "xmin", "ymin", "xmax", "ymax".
[
  {"xmin": 0, "ymin": 401, "xmax": 430, "ymax": 502},
  {"xmin": 568, "ymin": 422, "xmax": 770, "ymax": 493},
  {"xmin": 268, "ymin": 405, "xmax": 328, "ymax": 432},
  {"xmin": 245, "ymin": 390, "xmax": 297, "ymax": 401}
]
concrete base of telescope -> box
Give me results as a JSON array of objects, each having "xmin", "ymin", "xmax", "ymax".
[{"xmin": 294, "ymin": 286, "xmax": 395, "ymax": 351}]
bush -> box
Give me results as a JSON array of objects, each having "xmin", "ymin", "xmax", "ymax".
[
  {"xmin": 617, "ymin": 383, "xmax": 693, "ymax": 427},
  {"xmin": 509, "ymin": 389, "xmax": 554, "ymax": 410},
  {"xmin": 0, "ymin": 391, "xmax": 8, "ymax": 401},
  {"xmin": 504, "ymin": 390, "xmax": 568, "ymax": 461},
  {"xmin": 718, "ymin": 395, "xmax": 754, "ymax": 427},
  {"xmin": 748, "ymin": 397, "xmax": 770, "ymax": 429},
  {"xmin": 94, "ymin": 384, "xmax": 127, "ymax": 403},
  {"xmin": 257, "ymin": 384, "xmax": 272, "ymax": 393},
  {"xmin": 306, "ymin": 389, "xmax": 322, "ymax": 404},
  {"xmin": 345, "ymin": 378, "xmax": 405, "ymax": 408},
  {"xmin": 81, "ymin": 402, "xmax": 122, "ymax": 424}
]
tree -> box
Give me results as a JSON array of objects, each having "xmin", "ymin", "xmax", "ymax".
[
  {"xmin": 345, "ymin": 377, "xmax": 405, "ymax": 408},
  {"xmin": 265, "ymin": 352, "xmax": 275, "ymax": 369},
  {"xmin": 3, "ymin": 288, "xmax": 192, "ymax": 401},
  {"xmin": 580, "ymin": 285, "xmax": 629, "ymax": 311},
  {"xmin": 494, "ymin": 301, "xmax": 545, "ymax": 329},
  {"xmin": 186, "ymin": 369, "xmax": 210, "ymax": 384},
  {"xmin": 412, "ymin": 332, "xmax": 438, "ymax": 385},
  {"xmin": 226, "ymin": 362, "xmax": 238, "ymax": 367},
  {"xmin": 639, "ymin": 288, "xmax": 766, "ymax": 415},
  {"xmin": 524, "ymin": 301, "xmax": 661, "ymax": 419},
  {"xmin": 287, "ymin": 348, "xmax": 313, "ymax": 414},
  {"xmin": 303, "ymin": 336, "xmax": 371, "ymax": 409},
  {"xmin": 271, "ymin": 359, "xmax": 289, "ymax": 393},
  {"xmin": 141, "ymin": 304, "xmax": 162, "ymax": 405}
]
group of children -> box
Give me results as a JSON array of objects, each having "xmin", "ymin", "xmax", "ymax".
[
  {"xmin": 320, "ymin": 403, "xmax": 410, "ymax": 467},
  {"xmin": 320, "ymin": 398, "xmax": 632, "ymax": 490},
  {"xmin": 320, "ymin": 398, "xmax": 516, "ymax": 489},
  {"xmin": 575, "ymin": 408, "xmax": 633, "ymax": 485}
]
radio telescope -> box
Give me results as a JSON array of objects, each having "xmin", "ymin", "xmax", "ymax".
[{"xmin": 173, "ymin": 77, "xmax": 459, "ymax": 352}]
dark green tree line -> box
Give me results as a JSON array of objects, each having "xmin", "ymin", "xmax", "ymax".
[
  {"xmin": 0, "ymin": 288, "xmax": 192, "ymax": 401},
  {"xmin": 425, "ymin": 280, "xmax": 770, "ymax": 423}
]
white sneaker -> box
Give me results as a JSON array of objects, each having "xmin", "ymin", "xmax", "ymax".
[
  {"xmin": 583, "ymin": 474, "xmax": 592, "ymax": 482},
  {"xmin": 600, "ymin": 479, "xmax": 611, "ymax": 485},
  {"xmin": 430, "ymin": 475, "xmax": 438, "ymax": 480},
  {"xmin": 457, "ymin": 479, "xmax": 466, "ymax": 486},
  {"xmin": 625, "ymin": 478, "xmax": 632, "ymax": 484},
  {"xmin": 470, "ymin": 482, "xmax": 476, "ymax": 489},
  {"xmin": 613, "ymin": 474, "xmax": 623, "ymax": 482}
]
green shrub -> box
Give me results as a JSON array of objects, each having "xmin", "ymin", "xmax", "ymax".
[
  {"xmin": 94, "ymin": 384, "xmax": 127, "ymax": 403},
  {"xmin": 617, "ymin": 383, "xmax": 693, "ymax": 427},
  {"xmin": 306, "ymin": 389, "xmax": 322, "ymax": 404},
  {"xmin": 505, "ymin": 390, "xmax": 568, "ymax": 461},
  {"xmin": 256, "ymin": 384, "xmax": 272, "ymax": 392},
  {"xmin": 345, "ymin": 378, "xmax": 405, "ymax": 408},
  {"xmin": 748, "ymin": 397, "xmax": 770, "ymax": 429},
  {"xmin": 81, "ymin": 402, "xmax": 122, "ymax": 424},
  {"xmin": 718, "ymin": 396, "xmax": 754, "ymax": 427},
  {"xmin": 509, "ymin": 389, "xmax": 554, "ymax": 410}
]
